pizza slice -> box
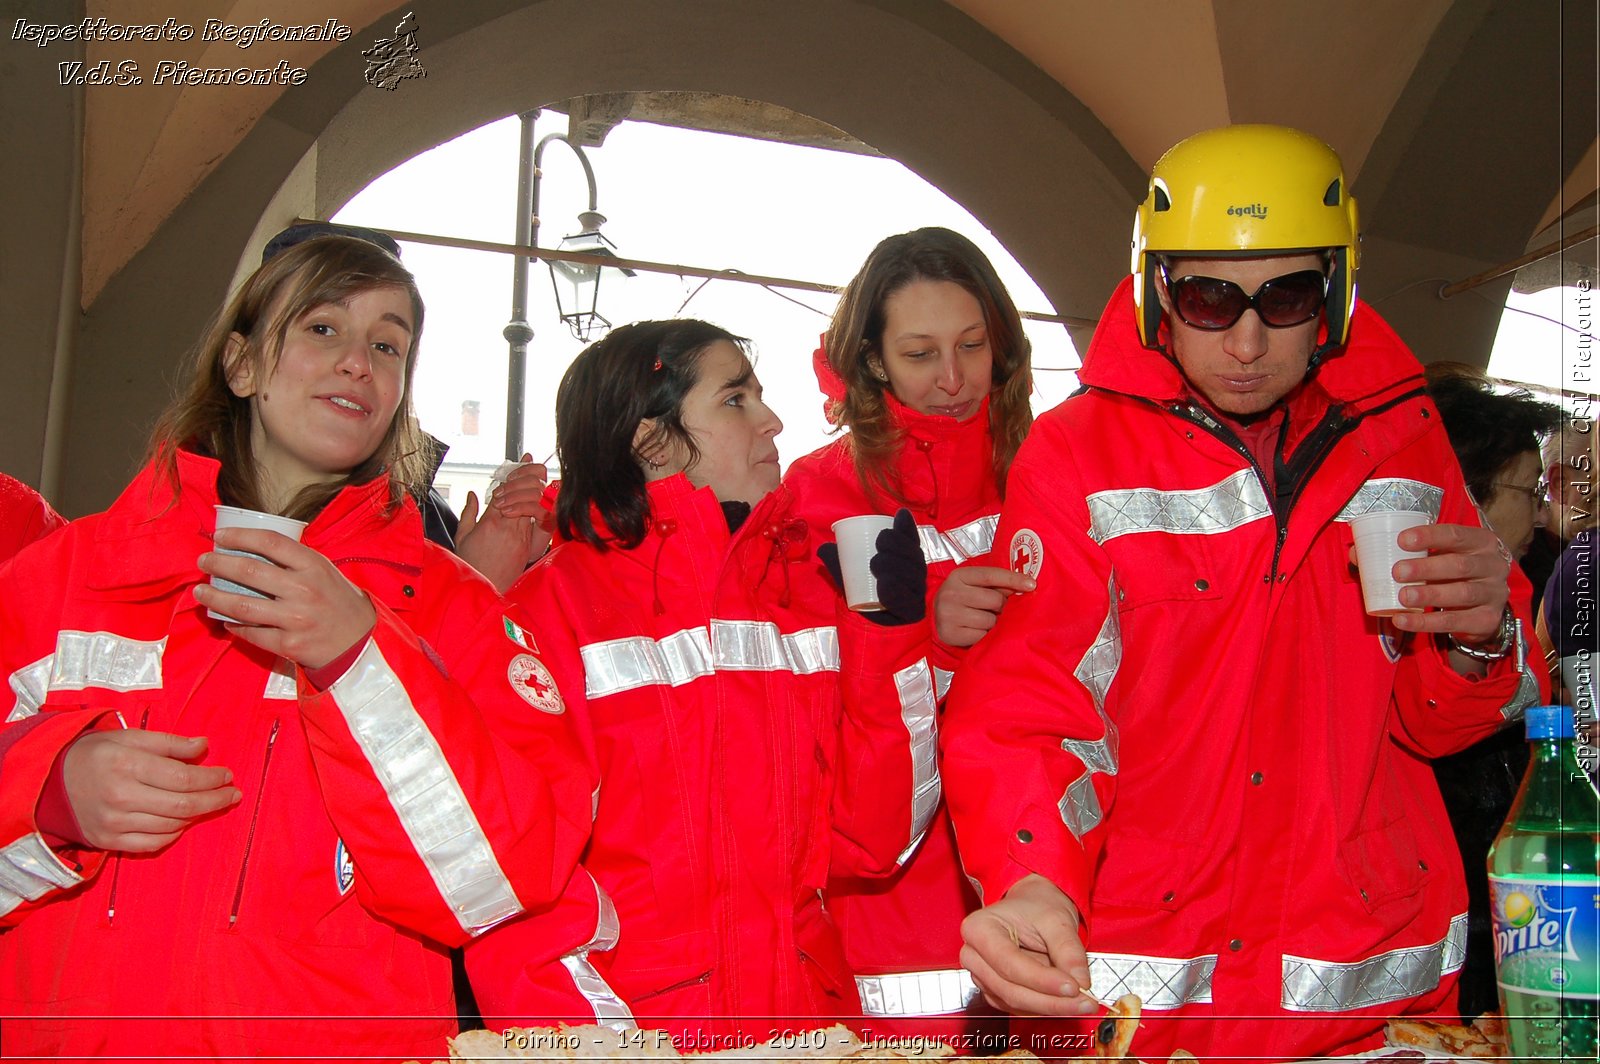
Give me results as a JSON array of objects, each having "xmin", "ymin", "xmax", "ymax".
[
  {"xmin": 1383, "ymin": 1017, "xmax": 1503, "ymax": 1058},
  {"xmin": 1091, "ymin": 994, "xmax": 1143, "ymax": 1059}
]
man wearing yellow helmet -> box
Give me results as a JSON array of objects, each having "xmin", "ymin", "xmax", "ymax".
[{"xmin": 941, "ymin": 125, "xmax": 1536, "ymax": 1059}]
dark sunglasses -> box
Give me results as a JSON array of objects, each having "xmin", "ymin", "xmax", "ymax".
[{"xmin": 1161, "ymin": 265, "xmax": 1329, "ymax": 331}]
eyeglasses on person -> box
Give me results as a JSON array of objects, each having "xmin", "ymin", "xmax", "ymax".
[
  {"xmin": 1160, "ymin": 265, "xmax": 1330, "ymax": 331},
  {"xmin": 1493, "ymin": 479, "xmax": 1550, "ymax": 508}
]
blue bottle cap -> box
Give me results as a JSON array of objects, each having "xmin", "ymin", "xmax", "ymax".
[{"xmin": 1525, "ymin": 704, "xmax": 1575, "ymax": 740}]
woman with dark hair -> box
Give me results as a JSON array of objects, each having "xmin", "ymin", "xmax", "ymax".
[
  {"xmin": 1424, "ymin": 370, "xmax": 1562, "ymax": 1020},
  {"xmin": 0, "ymin": 235, "xmax": 590, "ymax": 1062},
  {"xmin": 782, "ymin": 228, "xmax": 1035, "ymax": 1045},
  {"xmin": 466, "ymin": 320, "xmax": 931, "ymax": 1042}
]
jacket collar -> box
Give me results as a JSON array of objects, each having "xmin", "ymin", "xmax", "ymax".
[
  {"xmin": 877, "ymin": 392, "xmax": 997, "ymax": 517},
  {"xmin": 1079, "ymin": 276, "xmax": 1427, "ymax": 413},
  {"xmin": 85, "ymin": 450, "xmax": 419, "ymax": 595}
]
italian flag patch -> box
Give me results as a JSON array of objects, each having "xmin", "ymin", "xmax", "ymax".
[{"xmin": 503, "ymin": 615, "xmax": 538, "ymax": 653}]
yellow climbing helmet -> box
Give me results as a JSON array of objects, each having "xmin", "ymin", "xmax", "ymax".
[{"xmin": 1132, "ymin": 124, "xmax": 1361, "ymax": 352}]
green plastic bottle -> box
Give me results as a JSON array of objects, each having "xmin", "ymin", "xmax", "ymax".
[{"xmin": 1487, "ymin": 704, "xmax": 1600, "ymax": 1059}]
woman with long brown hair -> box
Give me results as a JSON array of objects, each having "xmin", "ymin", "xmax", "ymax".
[
  {"xmin": 783, "ymin": 227, "xmax": 1036, "ymax": 1047},
  {"xmin": 0, "ymin": 234, "xmax": 588, "ymax": 1062}
]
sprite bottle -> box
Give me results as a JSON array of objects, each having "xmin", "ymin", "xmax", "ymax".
[{"xmin": 1487, "ymin": 704, "xmax": 1600, "ymax": 1059}]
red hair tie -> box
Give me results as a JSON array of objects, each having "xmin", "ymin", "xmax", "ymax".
[{"xmin": 652, "ymin": 357, "xmax": 663, "ymax": 372}]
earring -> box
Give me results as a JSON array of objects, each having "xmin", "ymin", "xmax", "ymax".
[{"xmin": 869, "ymin": 362, "xmax": 889, "ymax": 383}]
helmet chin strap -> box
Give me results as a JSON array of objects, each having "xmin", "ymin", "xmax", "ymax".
[{"xmin": 1306, "ymin": 315, "xmax": 1341, "ymax": 371}]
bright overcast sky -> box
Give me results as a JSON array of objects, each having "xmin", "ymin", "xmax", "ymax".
[
  {"xmin": 1487, "ymin": 286, "xmax": 1594, "ymax": 404},
  {"xmin": 335, "ymin": 111, "xmax": 1082, "ymax": 476},
  {"xmin": 336, "ymin": 110, "xmax": 1589, "ymax": 483}
]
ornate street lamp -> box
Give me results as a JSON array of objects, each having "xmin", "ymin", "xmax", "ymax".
[
  {"xmin": 549, "ymin": 211, "xmax": 634, "ymax": 342},
  {"xmin": 503, "ymin": 110, "xmax": 629, "ymax": 459}
]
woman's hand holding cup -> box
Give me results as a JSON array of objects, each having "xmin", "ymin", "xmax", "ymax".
[{"xmin": 195, "ymin": 526, "xmax": 376, "ymax": 670}]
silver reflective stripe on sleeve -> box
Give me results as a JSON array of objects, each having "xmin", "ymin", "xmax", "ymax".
[
  {"xmin": 6, "ymin": 655, "xmax": 52, "ymax": 721},
  {"xmin": 1087, "ymin": 951, "xmax": 1215, "ymax": 1010},
  {"xmin": 1087, "ymin": 469, "xmax": 1271, "ymax": 545},
  {"xmin": 330, "ymin": 639, "xmax": 521, "ymax": 936},
  {"xmin": 1281, "ymin": 911, "xmax": 1468, "ymax": 1011},
  {"xmin": 918, "ymin": 514, "xmax": 1001, "ymax": 564},
  {"xmin": 891, "ymin": 658, "xmax": 941, "ymax": 866},
  {"xmin": 856, "ymin": 969, "xmax": 979, "ymax": 1016},
  {"xmin": 559, "ymin": 875, "xmax": 637, "ymax": 1031},
  {"xmin": 0, "ymin": 833, "xmax": 83, "ymax": 917},
  {"xmin": 933, "ymin": 666, "xmax": 953, "ymax": 701},
  {"xmin": 50, "ymin": 631, "xmax": 166, "ymax": 692},
  {"xmin": 10, "ymin": 632, "xmax": 169, "ymax": 721},
  {"xmin": 1058, "ymin": 576, "xmax": 1122, "ymax": 839},
  {"xmin": 1334, "ymin": 478, "xmax": 1445, "ymax": 523},
  {"xmin": 581, "ymin": 627, "xmax": 715, "ymax": 698}
]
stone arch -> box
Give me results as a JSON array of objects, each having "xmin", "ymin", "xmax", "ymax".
[{"xmin": 60, "ymin": 0, "xmax": 1141, "ymax": 512}]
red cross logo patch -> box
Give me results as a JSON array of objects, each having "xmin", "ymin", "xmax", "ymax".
[
  {"xmin": 508, "ymin": 654, "xmax": 564, "ymax": 714},
  {"xmin": 1009, "ymin": 528, "xmax": 1044, "ymax": 580}
]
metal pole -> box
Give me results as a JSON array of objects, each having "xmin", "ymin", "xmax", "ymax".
[
  {"xmin": 304, "ymin": 218, "xmax": 1099, "ymax": 330},
  {"xmin": 1440, "ymin": 224, "xmax": 1600, "ymax": 299},
  {"xmin": 502, "ymin": 110, "xmax": 539, "ymax": 461}
]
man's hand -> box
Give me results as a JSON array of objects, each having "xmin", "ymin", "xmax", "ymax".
[
  {"xmin": 456, "ymin": 458, "xmax": 552, "ymax": 594},
  {"xmin": 960, "ymin": 873, "xmax": 1099, "ymax": 1016},
  {"xmin": 935, "ymin": 565, "xmax": 1035, "ymax": 648},
  {"xmin": 194, "ymin": 529, "xmax": 376, "ymax": 669},
  {"xmin": 63, "ymin": 731, "xmax": 240, "ymax": 852},
  {"xmin": 1387, "ymin": 523, "xmax": 1512, "ymax": 641}
]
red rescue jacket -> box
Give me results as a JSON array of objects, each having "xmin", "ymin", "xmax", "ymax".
[
  {"xmin": 942, "ymin": 280, "xmax": 1539, "ymax": 1061},
  {"xmin": 466, "ymin": 475, "xmax": 934, "ymax": 1045},
  {"xmin": 0, "ymin": 472, "xmax": 65, "ymax": 565},
  {"xmin": 783, "ymin": 391, "xmax": 1002, "ymax": 1027},
  {"xmin": 0, "ymin": 451, "xmax": 591, "ymax": 1063}
]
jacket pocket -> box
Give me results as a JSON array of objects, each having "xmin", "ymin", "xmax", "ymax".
[
  {"xmin": 1090, "ymin": 827, "xmax": 1202, "ymax": 913},
  {"xmin": 615, "ymin": 929, "xmax": 715, "ymax": 1007},
  {"xmin": 1338, "ymin": 815, "xmax": 1430, "ymax": 915},
  {"xmin": 1108, "ymin": 539, "xmax": 1225, "ymax": 613}
]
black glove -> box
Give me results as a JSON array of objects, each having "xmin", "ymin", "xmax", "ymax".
[{"xmin": 817, "ymin": 508, "xmax": 927, "ymax": 627}]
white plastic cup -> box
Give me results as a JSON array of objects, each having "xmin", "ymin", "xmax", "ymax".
[
  {"xmin": 1350, "ymin": 510, "xmax": 1432, "ymax": 616},
  {"xmin": 488, "ymin": 460, "xmax": 524, "ymax": 494},
  {"xmin": 832, "ymin": 514, "xmax": 896, "ymax": 612},
  {"xmin": 209, "ymin": 505, "xmax": 308, "ymax": 622}
]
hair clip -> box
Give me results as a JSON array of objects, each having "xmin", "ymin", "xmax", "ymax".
[{"xmin": 652, "ymin": 357, "xmax": 663, "ymax": 372}]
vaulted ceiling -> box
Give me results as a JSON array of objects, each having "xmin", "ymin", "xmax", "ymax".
[{"xmin": 76, "ymin": 0, "xmax": 1594, "ymax": 304}]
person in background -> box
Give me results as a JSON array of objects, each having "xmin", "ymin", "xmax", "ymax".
[
  {"xmin": 1423, "ymin": 369, "xmax": 1562, "ymax": 1020},
  {"xmin": 466, "ymin": 320, "xmax": 934, "ymax": 1044},
  {"xmin": 0, "ymin": 472, "xmax": 66, "ymax": 564},
  {"xmin": 1521, "ymin": 417, "xmax": 1595, "ymax": 615},
  {"xmin": 942, "ymin": 125, "xmax": 1537, "ymax": 1059},
  {"xmin": 782, "ymin": 227, "xmax": 1033, "ymax": 1048},
  {"xmin": 0, "ymin": 235, "xmax": 590, "ymax": 1061},
  {"xmin": 453, "ymin": 454, "xmax": 554, "ymax": 594},
  {"xmin": 1425, "ymin": 371, "xmax": 1563, "ymax": 566}
]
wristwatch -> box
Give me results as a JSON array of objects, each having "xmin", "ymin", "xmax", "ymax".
[{"xmin": 1447, "ymin": 606, "xmax": 1518, "ymax": 662}]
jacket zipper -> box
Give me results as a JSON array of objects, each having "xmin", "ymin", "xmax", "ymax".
[
  {"xmin": 227, "ymin": 717, "xmax": 280, "ymax": 928},
  {"xmin": 635, "ymin": 969, "xmax": 713, "ymax": 1002},
  {"xmin": 105, "ymin": 708, "xmax": 152, "ymax": 927},
  {"xmin": 1162, "ymin": 399, "xmax": 1368, "ymax": 581}
]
